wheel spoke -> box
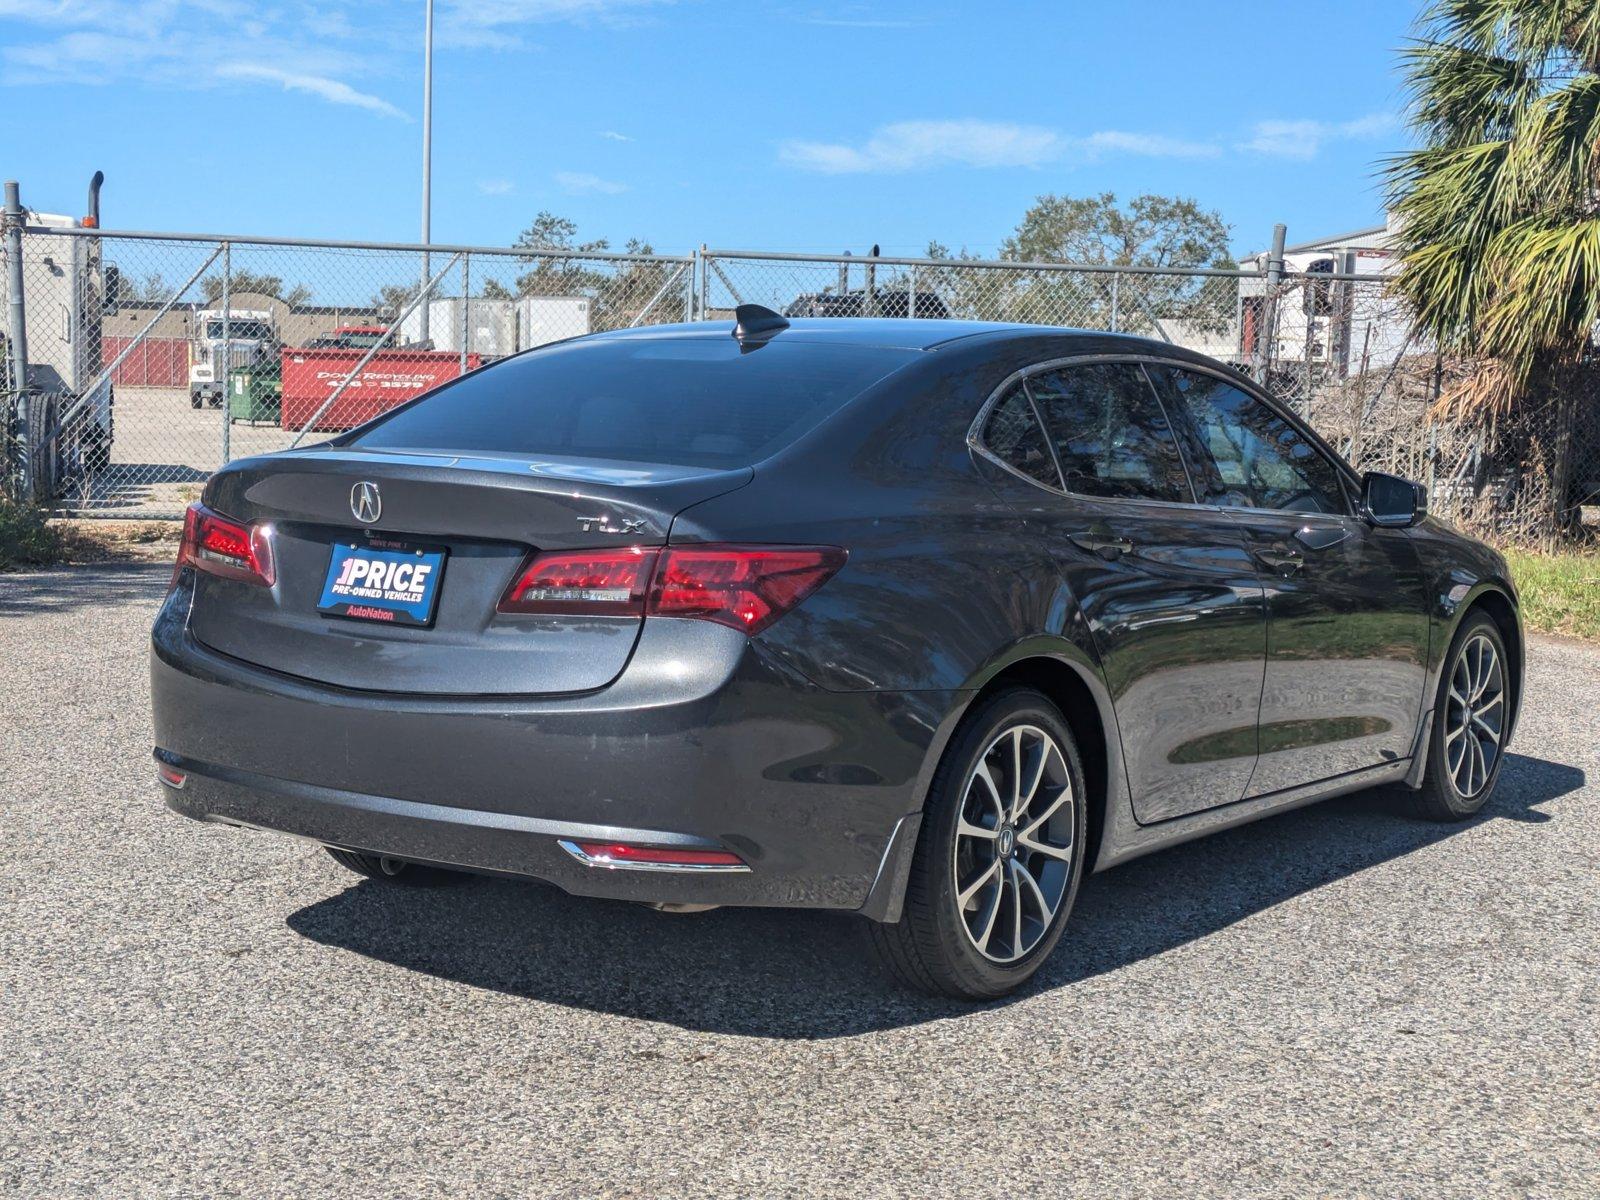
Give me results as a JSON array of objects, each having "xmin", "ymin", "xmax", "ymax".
[
  {"xmin": 1010, "ymin": 728, "xmax": 1026, "ymax": 820},
  {"xmin": 1012, "ymin": 860, "xmax": 1053, "ymax": 923},
  {"xmin": 957, "ymin": 858, "xmax": 1002, "ymax": 908},
  {"xmin": 1471, "ymin": 713, "xmax": 1500, "ymax": 745},
  {"xmin": 1019, "ymin": 781, "xmax": 1073, "ymax": 841},
  {"xmin": 1008, "ymin": 867, "xmax": 1023, "ymax": 956},
  {"xmin": 970, "ymin": 761, "xmax": 1005, "ymax": 824},
  {"xmin": 958, "ymin": 817, "xmax": 999, "ymax": 841},
  {"xmin": 972, "ymin": 880, "xmax": 1003, "ymax": 953}
]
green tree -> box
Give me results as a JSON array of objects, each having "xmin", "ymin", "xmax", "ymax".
[
  {"xmin": 510, "ymin": 212, "xmax": 678, "ymax": 330},
  {"xmin": 923, "ymin": 194, "xmax": 1234, "ymax": 333},
  {"xmin": 201, "ymin": 270, "xmax": 311, "ymax": 307},
  {"xmin": 1386, "ymin": 0, "xmax": 1600, "ymax": 415},
  {"xmin": 1002, "ymin": 192, "xmax": 1233, "ymax": 270}
]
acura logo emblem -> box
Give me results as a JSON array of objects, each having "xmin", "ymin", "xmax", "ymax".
[{"xmin": 351, "ymin": 481, "xmax": 381, "ymax": 524}]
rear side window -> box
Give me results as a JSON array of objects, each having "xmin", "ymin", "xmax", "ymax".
[
  {"xmin": 349, "ymin": 336, "xmax": 920, "ymax": 468},
  {"xmin": 981, "ymin": 384, "xmax": 1060, "ymax": 487},
  {"xmin": 1026, "ymin": 364, "xmax": 1193, "ymax": 504}
]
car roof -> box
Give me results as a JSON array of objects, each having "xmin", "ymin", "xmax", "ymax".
[{"xmin": 588, "ymin": 317, "xmax": 1161, "ymax": 353}]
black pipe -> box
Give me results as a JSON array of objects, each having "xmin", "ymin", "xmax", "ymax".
[{"xmin": 86, "ymin": 170, "xmax": 103, "ymax": 226}]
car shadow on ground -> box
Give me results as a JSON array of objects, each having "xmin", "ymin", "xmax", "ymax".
[
  {"xmin": 0, "ymin": 562, "xmax": 170, "ymax": 616},
  {"xmin": 285, "ymin": 752, "xmax": 1583, "ymax": 1039}
]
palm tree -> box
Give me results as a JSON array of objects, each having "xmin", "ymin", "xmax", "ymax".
[{"xmin": 1387, "ymin": 0, "xmax": 1600, "ymax": 417}]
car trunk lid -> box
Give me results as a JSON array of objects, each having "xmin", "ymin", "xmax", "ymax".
[{"xmin": 188, "ymin": 448, "xmax": 751, "ymax": 696}]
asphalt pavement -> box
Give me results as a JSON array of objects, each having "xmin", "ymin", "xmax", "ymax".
[{"xmin": 2, "ymin": 564, "xmax": 1595, "ymax": 1197}]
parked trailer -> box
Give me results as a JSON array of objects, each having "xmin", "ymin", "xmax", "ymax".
[
  {"xmin": 399, "ymin": 298, "xmax": 516, "ymax": 358},
  {"xmin": 1, "ymin": 193, "xmax": 116, "ymax": 499},
  {"xmin": 278, "ymin": 346, "xmax": 481, "ymax": 432},
  {"xmin": 516, "ymin": 296, "xmax": 591, "ymax": 350}
]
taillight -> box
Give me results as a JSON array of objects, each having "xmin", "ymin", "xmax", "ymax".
[
  {"xmin": 649, "ymin": 545, "xmax": 846, "ymax": 634},
  {"xmin": 499, "ymin": 544, "xmax": 844, "ymax": 634},
  {"xmin": 559, "ymin": 840, "xmax": 749, "ymax": 870},
  {"xmin": 498, "ymin": 547, "xmax": 659, "ymax": 615},
  {"xmin": 172, "ymin": 501, "xmax": 275, "ymax": 588}
]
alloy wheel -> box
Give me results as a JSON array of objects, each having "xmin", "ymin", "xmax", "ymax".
[
  {"xmin": 1445, "ymin": 632, "xmax": 1505, "ymax": 799},
  {"xmin": 951, "ymin": 724, "xmax": 1075, "ymax": 963}
]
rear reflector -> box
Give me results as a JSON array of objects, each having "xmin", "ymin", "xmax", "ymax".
[
  {"xmin": 157, "ymin": 764, "xmax": 187, "ymax": 789},
  {"xmin": 499, "ymin": 543, "xmax": 845, "ymax": 635},
  {"xmin": 559, "ymin": 839, "xmax": 749, "ymax": 871},
  {"xmin": 498, "ymin": 547, "xmax": 658, "ymax": 615},
  {"xmin": 173, "ymin": 501, "xmax": 275, "ymax": 589}
]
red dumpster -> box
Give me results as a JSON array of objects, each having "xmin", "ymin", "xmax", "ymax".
[{"xmin": 279, "ymin": 346, "xmax": 481, "ymax": 432}]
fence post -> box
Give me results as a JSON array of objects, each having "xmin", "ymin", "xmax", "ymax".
[
  {"xmin": 698, "ymin": 245, "xmax": 709, "ymax": 320},
  {"xmin": 459, "ymin": 252, "xmax": 470, "ymax": 373},
  {"xmin": 1252, "ymin": 223, "xmax": 1286, "ymax": 384},
  {"xmin": 219, "ymin": 241, "xmax": 231, "ymax": 466},
  {"xmin": 684, "ymin": 250, "xmax": 696, "ymax": 321},
  {"xmin": 4, "ymin": 180, "xmax": 31, "ymax": 499},
  {"xmin": 1110, "ymin": 272, "xmax": 1120, "ymax": 333},
  {"xmin": 908, "ymin": 265, "xmax": 917, "ymax": 319}
]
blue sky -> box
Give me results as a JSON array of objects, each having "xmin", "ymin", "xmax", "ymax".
[{"xmin": 1, "ymin": 1, "xmax": 1418, "ymax": 258}]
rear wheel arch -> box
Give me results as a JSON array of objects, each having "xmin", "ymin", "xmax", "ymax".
[{"xmin": 967, "ymin": 656, "xmax": 1110, "ymax": 872}]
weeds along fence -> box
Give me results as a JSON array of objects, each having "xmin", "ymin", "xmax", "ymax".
[{"xmin": 3, "ymin": 215, "xmax": 1596, "ymax": 544}]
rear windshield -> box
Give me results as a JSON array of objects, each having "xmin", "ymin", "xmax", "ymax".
[{"xmin": 347, "ymin": 335, "xmax": 919, "ymax": 468}]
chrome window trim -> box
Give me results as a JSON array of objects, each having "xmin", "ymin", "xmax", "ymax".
[
  {"xmin": 968, "ymin": 351, "xmax": 1360, "ymax": 521},
  {"xmin": 557, "ymin": 838, "xmax": 751, "ymax": 873}
]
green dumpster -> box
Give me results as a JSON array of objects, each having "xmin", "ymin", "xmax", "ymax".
[{"xmin": 228, "ymin": 360, "xmax": 281, "ymax": 423}]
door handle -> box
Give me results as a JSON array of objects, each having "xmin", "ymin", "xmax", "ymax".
[
  {"xmin": 1253, "ymin": 543, "xmax": 1304, "ymax": 573},
  {"xmin": 1069, "ymin": 530, "xmax": 1133, "ymax": 559}
]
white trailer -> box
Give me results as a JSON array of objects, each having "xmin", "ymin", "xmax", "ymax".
[
  {"xmin": 399, "ymin": 297, "xmax": 517, "ymax": 358},
  {"xmin": 515, "ymin": 295, "xmax": 591, "ymax": 350}
]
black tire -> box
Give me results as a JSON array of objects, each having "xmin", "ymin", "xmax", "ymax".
[
  {"xmin": 868, "ymin": 688, "xmax": 1089, "ymax": 1000},
  {"xmin": 324, "ymin": 846, "xmax": 459, "ymax": 886},
  {"xmin": 1411, "ymin": 610, "xmax": 1512, "ymax": 821},
  {"xmin": 26, "ymin": 393, "xmax": 62, "ymax": 504},
  {"xmin": 190, "ymin": 391, "xmax": 203, "ymax": 409}
]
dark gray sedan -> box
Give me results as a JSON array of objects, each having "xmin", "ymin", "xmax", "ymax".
[{"xmin": 151, "ymin": 310, "xmax": 1522, "ymax": 999}]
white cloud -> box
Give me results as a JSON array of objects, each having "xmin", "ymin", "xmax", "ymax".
[
  {"xmin": 1237, "ymin": 113, "xmax": 1397, "ymax": 161},
  {"xmin": 554, "ymin": 170, "xmax": 628, "ymax": 195},
  {"xmin": 1081, "ymin": 130, "xmax": 1220, "ymax": 160},
  {"xmin": 599, "ymin": 129, "xmax": 632, "ymax": 141},
  {"xmin": 216, "ymin": 63, "xmax": 406, "ymax": 119},
  {"xmin": 779, "ymin": 119, "xmax": 1229, "ymax": 174},
  {"xmin": 780, "ymin": 119, "xmax": 1065, "ymax": 174},
  {"xmin": 477, "ymin": 178, "xmax": 515, "ymax": 195}
]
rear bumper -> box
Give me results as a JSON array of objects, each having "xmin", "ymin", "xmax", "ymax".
[{"xmin": 151, "ymin": 578, "xmax": 959, "ymax": 915}]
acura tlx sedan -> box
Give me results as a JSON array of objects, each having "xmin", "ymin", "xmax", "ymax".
[{"xmin": 151, "ymin": 307, "xmax": 1523, "ymax": 999}]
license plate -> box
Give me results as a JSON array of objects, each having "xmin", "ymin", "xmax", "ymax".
[{"xmin": 318, "ymin": 542, "xmax": 446, "ymax": 627}]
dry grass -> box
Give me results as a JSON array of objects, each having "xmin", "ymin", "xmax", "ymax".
[{"xmin": 47, "ymin": 518, "xmax": 181, "ymax": 565}]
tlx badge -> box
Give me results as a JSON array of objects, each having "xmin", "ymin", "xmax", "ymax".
[{"xmin": 576, "ymin": 515, "xmax": 648, "ymax": 535}]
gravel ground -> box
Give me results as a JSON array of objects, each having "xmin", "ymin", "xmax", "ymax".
[{"xmin": 2, "ymin": 565, "xmax": 1596, "ymax": 1198}]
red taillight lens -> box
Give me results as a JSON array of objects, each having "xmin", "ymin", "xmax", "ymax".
[
  {"xmin": 497, "ymin": 543, "xmax": 845, "ymax": 634},
  {"xmin": 173, "ymin": 501, "xmax": 275, "ymax": 588},
  {"xmin": 573, "ymin": 842, "xmax": 746, "ymax": 868},
  {"xmin": 650, "ymin": 545, "xmax": 845, "ymax": 634},
  {"xmin": 498, "ymin": 547, "xmax": 659, "ymax": 615}
]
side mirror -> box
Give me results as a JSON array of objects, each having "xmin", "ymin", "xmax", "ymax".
[
  {"xmin": 1362, "ymin": 470, "xmax": 1427, "ymax": 528},
  {"xmin": 101, "ymin": 265, "xmax": 121, "ymax": 316}
]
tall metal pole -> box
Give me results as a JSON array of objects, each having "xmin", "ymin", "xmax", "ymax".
[
  {"xmin": 4, "ymin": 180, "xmax": 31, "ymax": 499},
  {"xmin": 219, "ymin": 242, "xmax": 231, "ymax": 465},
  {"xmin": 418, "ymin": 0, "xmax": 434, "ymax": 346},
  {"xmin": 1253, "ymin": 222, "xmax": 1287, "ymax": 384}
]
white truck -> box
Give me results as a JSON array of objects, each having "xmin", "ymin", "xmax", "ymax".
[
  {"xmin": 1, "ymin": 175, "xmax": 117, "ymax": 498},
  {"xmin": 1238, "ymin": 228, "xmax": 1415, "ymax": 376},
  {"xmin": 189, "ymin": 308, "xmax": 277, "ymax": 408}
]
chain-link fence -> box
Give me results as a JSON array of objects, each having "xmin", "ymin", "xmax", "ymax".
[
  {"xmin": 0, "ymin": 220, "xmax": 692, "ymax": 518},
  {"xmin": 3, "ymin": 211, "xmax": 1596, "ymax": 543}
]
